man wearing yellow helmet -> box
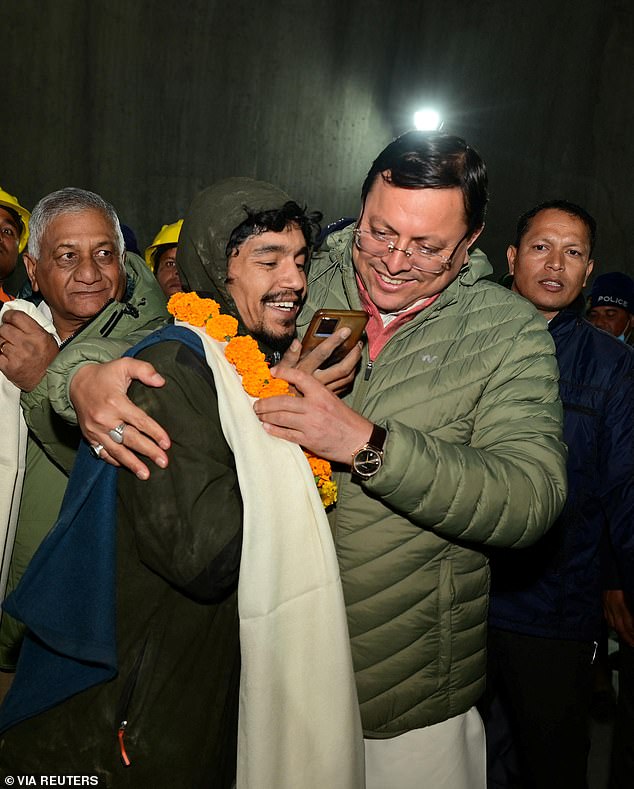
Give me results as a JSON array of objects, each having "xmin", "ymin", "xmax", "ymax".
[
  {"xmin": 0, "ymin": 188, "xmax": 30, "ymax": 304},
  {"xmin": 145, "ymin": 219, "xmax": 183, "ymax": 297}
]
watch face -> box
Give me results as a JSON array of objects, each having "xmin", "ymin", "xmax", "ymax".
[{"xmin": 353, "ymin": 447, "xmax": 382, "ymax": 477}]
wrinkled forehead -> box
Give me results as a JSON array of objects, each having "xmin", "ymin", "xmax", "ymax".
[
  {"xmin": 360, "ymin": 179, "xmax": 469, "ymax": 237},
  {"xmin": 524, "ymin": 208, "xmax": 592, "ymax": 248},
  {"xmin": 43, "ymin": 208, "xmax": 119, "ymax": 243}
]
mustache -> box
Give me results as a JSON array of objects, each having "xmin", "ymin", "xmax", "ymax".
[{"xmin": 260, "ymin": 290, "xmax": 302, "ymax": 305}]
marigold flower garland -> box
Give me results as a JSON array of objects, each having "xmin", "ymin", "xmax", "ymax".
[{"xmin": 167, "ymin": 292, "xmax": 337, "ymax": 508}]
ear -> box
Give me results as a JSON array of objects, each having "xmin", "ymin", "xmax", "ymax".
[
  {"xmin": 507, "ymin": 245, "xmax": 517, "ymax": 275},
  {"xmin": 466, "ymin": 224, "xmax": 484, "ymax": 249},
  {"xmin": 22, "ymin": 253, "xmax": 40, "ymax": 293},
  {"xmin": 582, "ymin": 259, "xmax": 594, "ymax": 287}
]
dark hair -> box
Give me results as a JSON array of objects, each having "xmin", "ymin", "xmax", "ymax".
[
  {"xmin": 360, "ymin": 131, "xmax": 488, "ymax": 234},
  {"xmin": 2, "ymin": 205, "xmax": 23, "ymax": 237},
  {"xmin": 514, "ymin": 200, "xmax": 597, "ymax": 254},
  {"xmin": 152, "ymin": 243, "xmax": 177, "ymax": 275},
  {"xmin": 225, "ymin": 201, "xmax": 322, "ymax": 257}
]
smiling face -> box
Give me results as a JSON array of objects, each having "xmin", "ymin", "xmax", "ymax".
[
  {"xmin": 24, "ymin": 208, "xmax": 126, "ymax": 340},
  {"xmin": 226, "ymin": 223, "xmax": 308, "ymax": 352},
  {"xmin": 508, "ymin": 208, "xmax": 594, "ymax": 320},
  {"xmin": 352, "ymin": 177, "xmax": 482, "ymax": 313},
  {"xmin": 0, "ymin": 206, "xmax": 21, "ymax": 281}
]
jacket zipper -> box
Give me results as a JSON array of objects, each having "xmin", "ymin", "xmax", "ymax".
[
  {"xmin": 100, "ymin": 301, "xmax": 140, "ymax": 338},
  {"xmin": 115, "ymin": 638, "xmax": 149, "ymax": 767},
  {"xmin": 118, "ymin": 721, "xmax": 131, "ymax": 766},
  {"xmin": 58, "ymin": 299, "xmax": 115, "ymax": 350}
]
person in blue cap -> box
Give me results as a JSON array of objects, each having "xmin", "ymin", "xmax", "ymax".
[
  {"xmin": 587, "ymin": 271, "xmax": 634, "ymax": 344},
  {"xmin": 586, "ymin": 269, "xmax": 634, "ymax": 786}
]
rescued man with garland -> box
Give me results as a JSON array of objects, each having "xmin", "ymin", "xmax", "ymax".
[{"xmin": 0, "ymin": 179, "xmax": 363, "ymax": 789}]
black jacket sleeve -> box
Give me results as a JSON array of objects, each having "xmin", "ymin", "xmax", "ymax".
[{"xmin": 117, "ymin": 341, "xmax": 243, "ymax": 602}]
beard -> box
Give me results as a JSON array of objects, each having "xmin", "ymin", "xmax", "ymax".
[
  {"xmin": 250, "ymin": 325, "xmax": 297, "ymax": 355},
  {"xmin": 250, "ymin": 290, "xmax": 302, "ymax": 354}
]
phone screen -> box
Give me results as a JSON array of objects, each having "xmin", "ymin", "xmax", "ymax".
[
  {"xmin": 315, "ymin": 318, "xmax": 338, "ymax": 337},
  {"xmin": 301, "ymin": 309, "xmax": 368, "ymax": 369}
]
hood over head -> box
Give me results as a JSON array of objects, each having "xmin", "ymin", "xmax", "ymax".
[{"xmin": 177, "ymin": 177, "xmax": 293, "ymax": 327}]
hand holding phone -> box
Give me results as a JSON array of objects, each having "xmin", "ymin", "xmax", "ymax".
[{"xmin": 301, "ymin": 309, "xmax": 368, "ymax": 369}]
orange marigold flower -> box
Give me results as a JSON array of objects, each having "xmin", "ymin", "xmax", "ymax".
[
  {"xmin": 205, "ymin": 314, "xmax": 238, "ymax": 341},
  {"xmin": 225, "ymin": 336, "xmax": 265, "ymax": 370},
  {"xmin": 241, "ymin": 370, "xmax": 267, "ymax": 397},
  {"xmin": 173, "ymin": 292, "xmax": 335, "ymax": 509},
  {"xmin": 168, "ymin": 292, "xmax": 220, "ymax": 326},
  {"xmin": 304, "ymin": 452, "xmax": 331, "ymax": 478},
  {"xmin": 312, "ymin": 458, "xmax": 333, "ymax": 480},
  {"xmin": 259, "ymin": 378, "xmax": 291, "ymax": 398}
]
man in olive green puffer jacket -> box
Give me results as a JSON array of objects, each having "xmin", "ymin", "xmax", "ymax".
[{"xmin": 253, "ymin": 131, "xmax": 568, "ymax": 788}]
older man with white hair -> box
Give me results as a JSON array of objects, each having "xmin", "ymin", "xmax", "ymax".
[{"xmin": 0, "ymin": 187, "xmax": 167, "ymax": 673}]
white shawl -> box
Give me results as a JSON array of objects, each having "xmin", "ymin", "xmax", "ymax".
[
  {"xmin": 0, "ymin": 300, "xmax": 58, "ymax": 600},
  {"xmin": 179, "ymin": 322, "xmax": 365, "ymax": 789}
]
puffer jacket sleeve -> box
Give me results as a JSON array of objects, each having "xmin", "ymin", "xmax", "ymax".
[
  {"xmin": 41, "ymin": 334, "xmax": 162, "ymax": 425},
  {"xmin": 365, "ymin": 310, "xmax": 568, "ymax": 548}
]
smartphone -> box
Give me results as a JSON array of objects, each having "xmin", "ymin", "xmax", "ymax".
[{"xmin": 301, "ymin": 309, "xmax": 368, "ymax": 368}]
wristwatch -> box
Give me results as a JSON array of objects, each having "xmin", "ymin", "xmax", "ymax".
[{"xmin": 351, "ymin": 424, "xmax": 388, "ymax": 481}]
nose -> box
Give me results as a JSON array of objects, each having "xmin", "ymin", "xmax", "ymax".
[
  {"xmin": 74, "ymin": 254, "xmax": 102, "ymax": 284},
  {"xmin": 278, "ymin": 258, "xmax": 306, "ymax": 291},
  {"xmin": 382, "ymin": 244, "xmax": 413, "ymax": 275},
  {"xmin": 545, "ymin": 250, "xmax": 565, "ymax": 271}
]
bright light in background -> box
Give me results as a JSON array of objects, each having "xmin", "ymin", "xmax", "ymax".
[{"xmin": 413, "ymin": 108, "xmax": 442, "ymax": 131}]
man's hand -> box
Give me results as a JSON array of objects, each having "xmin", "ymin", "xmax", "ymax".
[
  {"xmin": 273, "ymin": 329, "xmax": 363, "ymax": 395},
  {"xmin": 70, "ymin": 359, "xmax": 171, "ymax": 480},
  {"xmin": 603, "ymin": 589, "xmax": 634, "ymax": 647},
  {"xmin": 0, "ymin": 309, "xmax": 59, "ymax": 391},
  {"xmin": 253, "ymin": 366, "xmax": 373, "ymax": 464}
]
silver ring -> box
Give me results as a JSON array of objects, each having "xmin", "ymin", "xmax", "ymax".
[
  {"xmin": 89, "ymin": 443, "xmax": 105, "ymax": 459},
  {"xmin": 108, "ymin": 423, "xmax": 127, "ymax": 444}
]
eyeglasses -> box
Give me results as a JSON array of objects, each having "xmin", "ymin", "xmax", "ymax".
[{"xmin": 353, "ymin": 227, "xmax": 469, "ymax": 274}]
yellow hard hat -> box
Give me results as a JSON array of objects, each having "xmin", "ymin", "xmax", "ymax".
[
  {"xmin": 0, "ymin": 186, "xmax": 30, "ymax": 252},
  {"xmin": 144, "ymin": 219, "xmax": 183, "ymax": 269}
]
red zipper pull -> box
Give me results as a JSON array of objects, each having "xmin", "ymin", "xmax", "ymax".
[{"xmin": 118, "ymin": 720, "xmax": 131, "ymax": 767}]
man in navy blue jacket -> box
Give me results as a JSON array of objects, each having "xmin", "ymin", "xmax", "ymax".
[{"xmin": 484, "ymin": 200, "xmax": 634, "ymax": 788}]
